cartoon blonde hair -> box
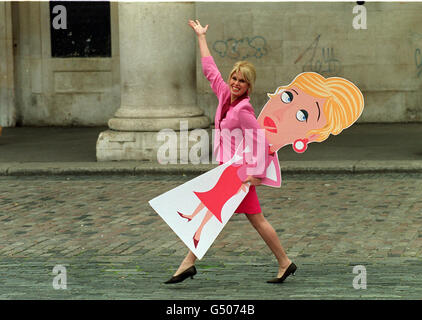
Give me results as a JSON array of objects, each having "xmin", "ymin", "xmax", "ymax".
[
  {"xmin": 268, "ymin": 72, "xmax": 364, "ymax": 142},
  {"xmin": 228, "ymin": 61, "xmax": 257, "ymax": 93}
]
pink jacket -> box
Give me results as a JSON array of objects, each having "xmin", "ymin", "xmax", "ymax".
[{"xmin": 201, "ymin": 56, "xmax": 269, "ymax": 178}]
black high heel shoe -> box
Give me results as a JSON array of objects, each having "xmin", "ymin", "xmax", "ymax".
[
  {"xmin": 267, "ymin": 262, "xmax": 297, "ymax": 284},
  {"xmin": 164, "ymin": 266, "xmax": 197, "ymax": 284}
]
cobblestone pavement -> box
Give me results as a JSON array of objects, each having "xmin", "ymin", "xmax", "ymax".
[{"xmin": 0, "ymin": 173, "xmax": 421, "ymax": 299}]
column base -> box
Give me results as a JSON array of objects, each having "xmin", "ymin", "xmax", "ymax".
[{"xmin": 96, "ymin": 128, "xmax": 212, "ymax": 162}]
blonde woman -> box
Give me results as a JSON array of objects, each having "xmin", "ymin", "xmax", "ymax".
[{"xmin": 165, "ymin": 19, "xmax": 294, "ymax": 284}]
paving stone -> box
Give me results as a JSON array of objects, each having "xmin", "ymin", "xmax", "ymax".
[{"xmin": 0, "ymin": 173, "xmax": 421, "ymax": 299}]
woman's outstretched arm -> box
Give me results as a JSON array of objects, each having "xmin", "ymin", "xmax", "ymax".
[
  {"xmin": 190, "ymin": 19, "xmax": 229, "ymax": 101},
  {"xmin": 188, "ymin": 19, "xmax": 211, "ymax": 58}
]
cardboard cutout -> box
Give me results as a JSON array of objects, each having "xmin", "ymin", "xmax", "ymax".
[
  {"xmin": 149, "ymin": 72, "xmax": 364, "ymax": 259},
  {"xmin": 149, "ymin": 145, "xmax": 251, "ymax": 259}
]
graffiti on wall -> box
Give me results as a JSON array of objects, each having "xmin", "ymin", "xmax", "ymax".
[
  {"xmin": 212, "ymin": 36, "xmax": 268, "ymax": 60},
  {"xmin": 415, "ymin": 48, "xmax": 422, "ymax": 78},
  {"xmin": 294, "ymin": 34, "xmax": 342, "ymax": 75}
]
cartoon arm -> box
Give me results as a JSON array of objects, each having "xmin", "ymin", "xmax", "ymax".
[
  {"xmin": 238, "ymin": 108, "xmax": 270, "ymax": 180},
  {"xmin": 239, "ymin": 182, "xmax": 248, "ymax": 193}
]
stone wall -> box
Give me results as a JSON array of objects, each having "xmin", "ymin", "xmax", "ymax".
[
  {"xmin": 10, "ymin": 1, "xmax": 120, "ymax": 126},
  {"xmin": 4, "ymin": 2, "xmax": 422, "ymax": 127},
  {"xmin": 196, "ymin": 2, "xmax": 422, "ymax": 123},
  {"xmin": 0, "ymin": 2, "xmax": 15, "ymax": 126}
]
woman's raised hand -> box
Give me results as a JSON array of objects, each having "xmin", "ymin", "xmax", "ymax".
[{"xmin": 188, "ymin": 19, "xmax": 209, "ymax": 37}]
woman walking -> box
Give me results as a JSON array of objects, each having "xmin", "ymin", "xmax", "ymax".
[{"xmin": 165, "ymin": 20, "xmax": 295, "ymax": 284}]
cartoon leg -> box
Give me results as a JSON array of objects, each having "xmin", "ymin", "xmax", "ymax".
[
  {"xmin": 193, "ymin": 210, "xmax": 213, "ymax": 248},
  {"xmin": 245, "ymin": 213, "xmax": 292, "ymax": 278},
  {"xmin": 178, "ymin": 202, "xmax": 205, "ymax": 221},
  {"xmin": 236, "ymin": 183, "xmax": 248, "ymax": 195}
]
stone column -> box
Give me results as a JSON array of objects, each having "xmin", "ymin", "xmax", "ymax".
[
  {"xmin": 0, "ymin": 2, "xmax": 15, "ymax": 127},
  {"xmin": 96, "ymin": 2, "xmax": 210, "ymax": 161}
]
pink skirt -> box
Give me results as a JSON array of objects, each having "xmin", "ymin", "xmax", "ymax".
[
  {"xmin": 218, "ymin": 161, "xmax": 261, "ymax": 215},
  {"xmin": 235, "ymin": 185, "xmax": 261, "ymax": 214}
]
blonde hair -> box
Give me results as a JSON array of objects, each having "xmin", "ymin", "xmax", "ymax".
[
  {"xmin": 228, "ymin": 61, "xmax": 256, "ymax": 93},
  {"xmin": 268, "ymin": 72, "xmax": 364, "ymax": 142}
]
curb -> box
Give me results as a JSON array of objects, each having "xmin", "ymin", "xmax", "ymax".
[{"xmin": 1, "ymin": 160, "xmax": 422, "ymax": 176}]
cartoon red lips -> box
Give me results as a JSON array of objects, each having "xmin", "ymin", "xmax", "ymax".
[{"xmin": 263, "ymin": 116, "xmax": 277, "ymax": 133}]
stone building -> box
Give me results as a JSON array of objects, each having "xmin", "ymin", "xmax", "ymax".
[{"xmin": 1, "ymin": 1, "xmax": 421, "ymax": 161}]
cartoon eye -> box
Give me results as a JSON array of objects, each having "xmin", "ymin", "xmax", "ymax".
[
  {"xmin": 296, "ymin": 109, "xmax": 308, "ymax": 122},
  {"xmin": 281, "ymin": 91, "xmax": 294, "ymax": 104}
]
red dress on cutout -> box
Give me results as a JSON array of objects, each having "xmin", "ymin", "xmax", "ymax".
[
  {"xmin": 193, "ymin": 164, "xmax": 243, "ymax": 223},
  {"xmin": 193, "ymin": 160, "xmax": 262, "ymax": 224}
]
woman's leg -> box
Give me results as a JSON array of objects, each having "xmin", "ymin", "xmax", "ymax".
[
  {"xmin": 245, "ymin": 213, "xmax": 292, "ymax": 278},
  {"xmin": 174, "ymin": 250, "xmax": 197, "ymax": 276}
]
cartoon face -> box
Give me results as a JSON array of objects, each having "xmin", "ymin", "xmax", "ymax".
[{"xmin": 257, "ymin": 86, "xmax": 327, "ymax": 152}]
